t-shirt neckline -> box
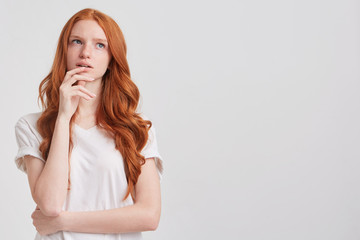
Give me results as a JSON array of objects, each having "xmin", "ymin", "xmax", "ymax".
[{"xmin": 74, "ymin": 123, "xmax": 98, "ymax": 132}]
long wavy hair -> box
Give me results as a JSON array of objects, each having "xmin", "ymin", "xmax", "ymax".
[{"xmin": 37, "ymin": 8, "xmax": 151, "ymax": 200}]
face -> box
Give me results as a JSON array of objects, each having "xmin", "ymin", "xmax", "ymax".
[{"xmin": 67, "ymin": 20, "xmax": 111, "ymax": 80}]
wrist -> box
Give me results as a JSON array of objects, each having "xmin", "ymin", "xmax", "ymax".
[
  {"xmin": 59, "ymin": 211, "xmax": 70, "ymax": 231},
  {"xmin": 57, "ymin": 114, "xmax": 71, "ymax": 125}
]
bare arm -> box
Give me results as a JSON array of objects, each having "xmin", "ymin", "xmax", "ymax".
[
  {"xmin": 28, "ymin": 116, "xmax": 70, "ymax": 217},
  {"xmin": 59, "ymin": 158, "xmax": 161, "ymax": 233},
  {"xmin": 25, "ymin": 67, "xmax": 96, "ymax": 217}
]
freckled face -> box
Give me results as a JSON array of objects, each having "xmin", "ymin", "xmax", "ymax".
[{"xmin": 66, "ymin": 20, "xmax": 111, "ymax": 80}]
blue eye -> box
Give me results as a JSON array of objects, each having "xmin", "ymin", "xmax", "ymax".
[
  {"xmin": 72, "ymin": 39, "xmax": 81, "ymax": 44},
  {"xmin": 97, "ymin": 43, "xmax": 105, "ymax": 48}
]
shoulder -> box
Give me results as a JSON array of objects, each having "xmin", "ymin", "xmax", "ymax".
[
  {"xmin": 15, "ymin": 112, "xmax": 43, "ymax": 137},
  {"xmin": 16, "ymin": 112, "xmax": 42, "ymax": 125}
]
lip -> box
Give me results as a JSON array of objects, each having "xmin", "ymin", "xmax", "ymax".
[{"xmin": 76, "ymin": 61, "xmax": 93, "ymax": 68}]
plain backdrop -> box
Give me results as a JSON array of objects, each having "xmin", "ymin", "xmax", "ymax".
[{"xmin": 1, "ymin": 0, "xmax": 360, "ymax": 239}]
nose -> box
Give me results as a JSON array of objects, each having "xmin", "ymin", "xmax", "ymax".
[{"xmin": 80, "ymin": 44, "xmax": 91, "ymax": 58}]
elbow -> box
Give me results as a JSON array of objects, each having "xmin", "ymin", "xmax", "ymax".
[
  {"xmin": 37, "ymin": 202, "xmax": 62, "ymax": 217},
  {"xmin": 35, "ymin": 197, "xmax": 62, "ymax": 217},
  {"xmin": 40, "ymin": 205, "xmax": 62, "ymax": 217},
  {"xmin": 145, "ymin": 210, "xmax": 161, "ymax": 231},
  {"xmin": 34, "ymin": 191, "xmax": 63, "ymax": 217},
  {"xmin": 147, "ymin": 221, "xmax": 159, "ymax": 231}
]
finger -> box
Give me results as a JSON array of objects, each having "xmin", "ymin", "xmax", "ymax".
[
  {"xmin": 67, "ymin": 74, "xmax": 95, "ymax": 87},
  {"xmin": 70, "ymin": 89, "xmax": 94, "ymax": 101},
  {"xmin": 74, "ymin": 85, "xmax": 96, "ymax": 97},
  {"xmin": 63, "ymin": 67, "xmax": 87, "ymax": 82}
]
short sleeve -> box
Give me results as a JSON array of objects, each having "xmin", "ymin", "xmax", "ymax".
[
  {"xmin": 14, "ymin": 117, "xmax": 45, "ymax": 174},
  {"xmin": 141, "ymin": 124, "xmax": 164, "ymax": 181}
]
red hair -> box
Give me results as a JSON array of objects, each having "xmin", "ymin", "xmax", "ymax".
[{"xmin": 37, "ymin": 8, "xmax": 151, "ymax": 200}]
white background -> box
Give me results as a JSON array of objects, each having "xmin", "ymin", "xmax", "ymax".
[{"xmin": 1, "ymin": 0, "xmax": 360, "ymax": 239}]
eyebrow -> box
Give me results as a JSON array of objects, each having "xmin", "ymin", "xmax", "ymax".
[{"xmin": 69, "ymin": 35, "xmax": 108, "ymax": 43}]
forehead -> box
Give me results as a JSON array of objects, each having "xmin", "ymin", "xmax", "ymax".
[{"xmin": 70, "ymin": 20, "xmax": 107, "ymax": 40}]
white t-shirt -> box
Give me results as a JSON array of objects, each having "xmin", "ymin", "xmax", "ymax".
[{"xmin": 14, "ymin": 112, "xmax": 163, "ymax": 240}]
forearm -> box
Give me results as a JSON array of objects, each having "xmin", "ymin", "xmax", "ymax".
[
  {"xmin": 61, "ymin": 204, "xmax": 160, "ymax": 234},
  {"xmin": 35, "ymin": 115, "xmax": 70, "ymax": 216}
]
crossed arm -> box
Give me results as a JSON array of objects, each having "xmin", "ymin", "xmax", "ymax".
[
  {"xmin": 27, "ymin": 156, "xmax": 161, "ymax": 235},
  {"xmin": 65, "ymin": 157, "xmax": 161, "ymax": 233},
  {"xmin": 24, "ymin": 118, "xmax": 161, "ymax": 235}
]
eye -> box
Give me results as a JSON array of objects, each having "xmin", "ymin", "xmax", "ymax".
[
  {"xmin": 74, "ymin": 39, "xmax": 82, "ymax": 44},
  {"xmin": 97, "ymin": 43, "xmax": 105, "ymax": 49},
  {"xmin": 72, "ymin": 39, "xmax": 82, "ymax": 44}
]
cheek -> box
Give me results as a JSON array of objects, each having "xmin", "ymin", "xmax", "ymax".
[
  {"xmin": 99, "ymin": 56, "xmax": 111, "ymax": 70},
  {"xmin": 105, "ymin": 55, "xmax": 112, "ymax": 69},
  {"xmin": 66, "ymin": 52, "xmax": 77, "ymax": 67}
]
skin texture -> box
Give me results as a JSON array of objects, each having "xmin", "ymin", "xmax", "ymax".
[
  {"xmin": 25, "ymin": 19, "xmax": 161, "ymax": 236},
  {"xmin": 65, "ymin": 19, "xmax": 111, "ymax": 122},
  {"xmin": 67, "ymin": 19, "xmax": 111, "ymax": 81}
]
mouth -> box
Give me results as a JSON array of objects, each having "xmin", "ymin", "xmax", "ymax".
[{"xmin": 76, "ymin": 64, "xmax": 93, "ymax": 68}]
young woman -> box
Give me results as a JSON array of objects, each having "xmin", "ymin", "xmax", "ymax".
[{"xmin": 14, "ymin": 8, "xmax": 163, "ymax": 240}]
